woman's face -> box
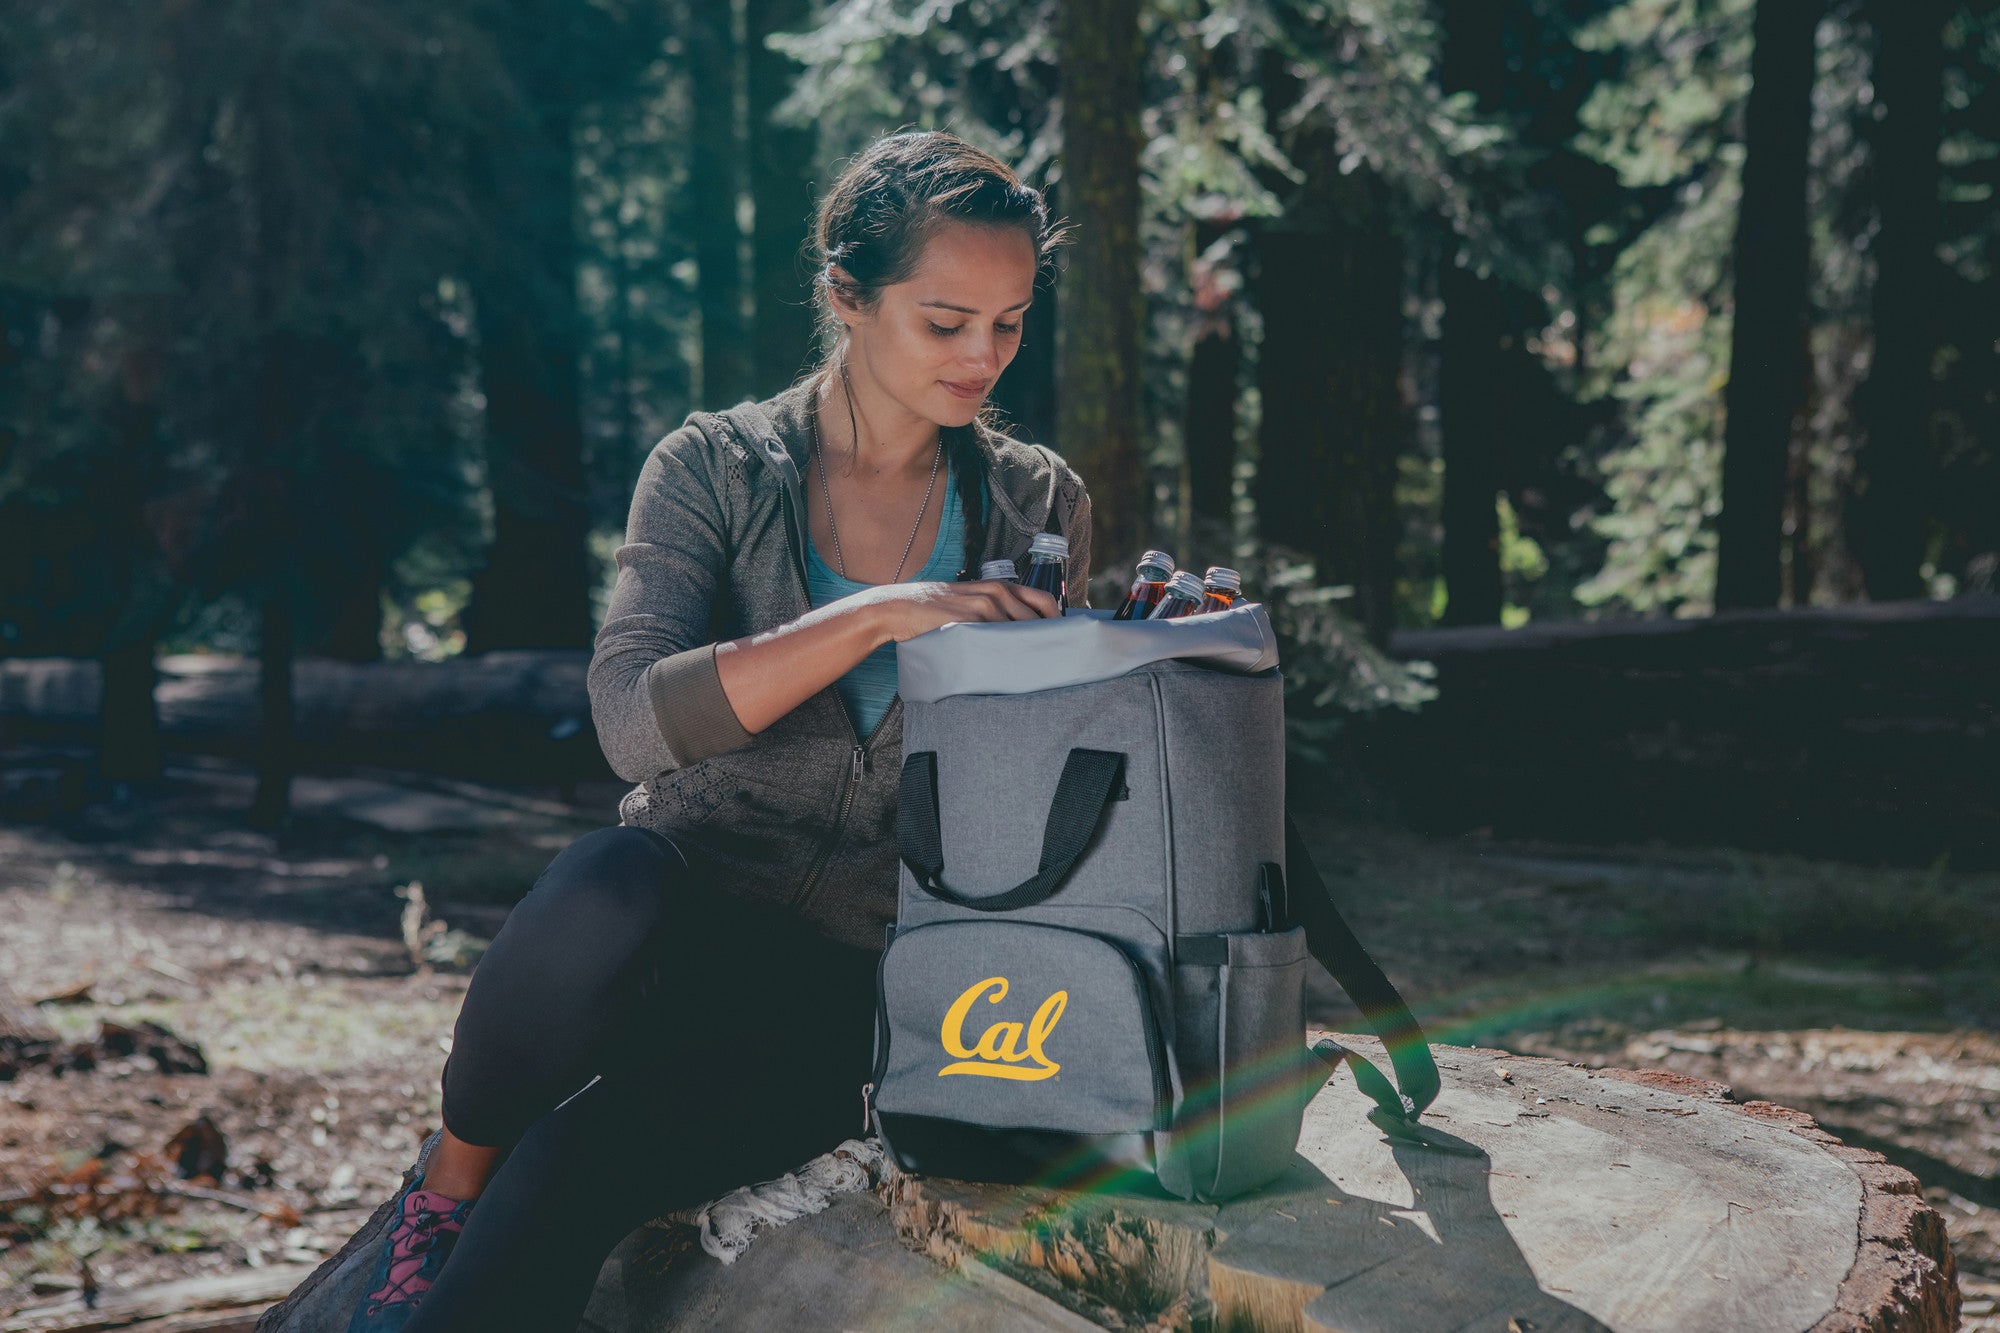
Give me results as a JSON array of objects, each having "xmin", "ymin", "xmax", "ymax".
[{"xmin": 837, "ymin": 220, "xmax": 1038, "ymax": 431}]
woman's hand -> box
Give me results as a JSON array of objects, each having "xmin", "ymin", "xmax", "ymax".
[
  {"xmin": 711, "ymin": 578, "xmax": 1058, "ymax": 737},
  {"xmin": 857, "ymin": 578, "xmax": 1061, "ymax": 642}
]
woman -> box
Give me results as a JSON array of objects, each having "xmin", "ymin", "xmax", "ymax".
[{"xmin": 263, "ymin": 130, "xmax": 1089, "ymax": 1332}]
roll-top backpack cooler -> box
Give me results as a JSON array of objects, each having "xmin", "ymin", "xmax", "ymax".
[{"xmin": 869, "ymin": 603, "xmax": 1443, "ymax": 1203}]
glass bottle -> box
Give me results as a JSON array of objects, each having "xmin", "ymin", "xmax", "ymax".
[
  {"xmin": 1113, "ymin": 550, "xmax": 1177, "ymax": 621},
  {"xmin": 1022, "ymin": 533, "xmax": 1069, "ymax": 610},
  {"xmin": 979, "ymin": 559, "xmax": 1021, "ymax": 582},
  {"xmin": 1201, "ymin": 566, "xmax": 1243, "ymax": 613},
  {"xmin": 1147, "ymin": 570, "xmax": 1209, "ymax": 619}
]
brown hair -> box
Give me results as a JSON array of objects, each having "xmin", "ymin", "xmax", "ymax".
[{"xmin": 806, "ymin": 130, "xmax": 1067, "ymax": 577}]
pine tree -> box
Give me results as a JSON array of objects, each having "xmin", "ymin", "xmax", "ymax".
[
  {"xmin": 750, "ymin": 0, "xmax": 822, "ymax": 389},
  {"xmin": 1714, "ymin": 0, "xmax": 1823, "ymax": 611},
  {"xmin": 1056, "ymin": 0, "xmax": 1147, "ymax": 563},
  {"xmin": 463, "ymin": 0, "xmax": 598, "ymax": 653},
  {"xmin": 1849, "ymin": 0, "xmax": 1952, "ymax": 600}
]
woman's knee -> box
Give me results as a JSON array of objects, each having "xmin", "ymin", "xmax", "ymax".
[{"xmin": 521, "ymin": 826, "xmax": 687, "ymax": 941}]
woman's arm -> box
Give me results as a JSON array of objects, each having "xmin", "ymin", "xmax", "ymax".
[
  {"xmin": 590, "ymin": 423, "xmax": 1059, "ymax": 780},
  {"xmin": 713, "ymin": 579, "xmax": 1055, "ymax": 736},
  {"xmin": 589, "ymin": 425, "xmax": 740, "ymax": 782}
]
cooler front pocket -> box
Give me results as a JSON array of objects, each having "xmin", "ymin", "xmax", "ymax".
[{"xmin": 874, "ymin": 921, "xmax": 1166, "ymax": 1136}]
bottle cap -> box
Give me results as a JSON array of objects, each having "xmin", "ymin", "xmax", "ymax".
[
  {"xmin": 1137, "ymin": 550, "xmax": 1177, "ymax": 578},
  {"xmin": 1165, "ymin": 571, "xmax": 1207, "ymax": 600},
  {"xmin": 978, "ymin": 559, "xmax": 1020, "ymax": 581},
  {"xmin": 1028, "ymin": 533, "xmax": 1069, "ymax": 559},
  {"xmin": 1202, "ymin": 566, "xmax": 1242, "ymax": 592}
]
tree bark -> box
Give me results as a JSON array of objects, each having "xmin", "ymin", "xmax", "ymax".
[
  {"xmin": 1253, "ymin": 148, "xmax": 1407, "ymax": 646},
  {"xmin": 683, "ymin": 0, "xmax": 754, "ymax": 408},
  {"xmin": 1056, "ymin": 0, "xmax": 1146, "ymax": 564},
  {"xmin": 321, "ymin": 562, "xmax": 385, "ymax": 662},
  {"xmin": 98, "ymin": 335, "xmax": 167, "ymax": 783},
  {"xmin": 748, "ymin": 0, "xmax": 818, "ymax": 391},
  {"xmin": 249, "ymin": 577, "xmax": 294, "ymax": 829},
  {"xmin": 990, "ymin": 264, "xmax": 1058, "ymax": 447},
  {"xmin": 248, "ymin": 54, "xmax": 297, "ymax": 828},
  {"xmin": 463, "ymin": 1, "xmax": 595, "ymax": 652},
  {"xmin": 1714, "ymin": 0, "xmax": 1822, "ymax": 611},
  {"xmin": 1850, "ymin": 0, "xmax": 1950, "ymax": 601},
  {"xmin": 1437, "ymin": 261, "xmax": 1506, "ymax": 626},
  {"xmin": 1435, "ymin": 0, "xmax": 1507, "ymax": 627}
]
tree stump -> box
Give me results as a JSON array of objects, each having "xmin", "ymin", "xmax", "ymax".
[{"xmin": 588, "ymin": 1040, "xmax": 1959, "ymax": 1331}]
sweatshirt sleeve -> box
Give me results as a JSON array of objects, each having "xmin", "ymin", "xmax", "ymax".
[
  {"xmin": 1062, "ymin": 475, "xmax": 1094, "ymax": 610},
  {"xmin": 588, "ymin": 423, "xmax": 755, "ymax": 783}
]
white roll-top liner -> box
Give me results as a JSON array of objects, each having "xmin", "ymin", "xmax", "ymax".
[{"xmin": 895, "ymin": 603, "xmax": 1279, "ymax": 703}]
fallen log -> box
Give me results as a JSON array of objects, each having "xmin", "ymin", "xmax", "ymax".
[
  {"xmin": 0, "ymin": 1265, "xmax": 315, "ymax": 1333},
  {"xmin": 0, "ymin": 651, "xmax": 606, "ymax": 785},
  {"xmin": 1374, "ymin": 594, "xmax": 2000, "ymax": 865},
  {"xmin": 586, "ymin": 1039, "xmax": 1958, "ymax": 1331}
]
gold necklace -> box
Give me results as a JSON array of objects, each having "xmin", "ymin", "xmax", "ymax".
[{"xmin": 809, "ymin": 379, "xmax": 943, "ymax": 584}]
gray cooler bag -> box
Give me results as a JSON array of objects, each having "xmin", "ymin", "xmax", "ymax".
[{"xmin": 870, "ymin": 604, "xmax": 1440, "ymax": 1203}]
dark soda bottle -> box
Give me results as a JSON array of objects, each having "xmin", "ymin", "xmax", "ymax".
[
  {"xmin": 1201, "ymin": 566, "xmax": 1242, "ymax": 613},
  {"xmin": 1022, "ymin": 533, "xmax": 1069, "ymax": 610},
  {"xmin": 1147, "ymin": 570, "xmax": 1209, "ymax": 619},
  {"xmin": 979, "ymin": 559, "xmax": 1021, "ymax": 582},
  {"xmin": 1113, "ymin": 550, "xmax": 1177, "ymax": 621}
]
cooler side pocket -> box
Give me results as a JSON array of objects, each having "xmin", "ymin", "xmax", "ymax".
[{"xmin": 1167, "ymin": 926, "xmax": 1312, "ymax": 1201}]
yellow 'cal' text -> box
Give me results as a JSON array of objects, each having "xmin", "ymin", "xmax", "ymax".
[{"xmin": 938, "ymin": 977, "xmax": 1066, "ymax": 1081}]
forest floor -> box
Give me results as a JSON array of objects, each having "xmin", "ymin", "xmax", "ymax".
[{"xmin": 1, "ymin": 750, "xmax": 1995, "ymax": 1326}]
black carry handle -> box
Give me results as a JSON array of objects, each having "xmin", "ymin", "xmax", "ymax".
[
  {"xmin": 898, "ymin": 749, "xmax": 1125, "ymax": 913},
  {"xmin": 1282, "ymin": 812, "xmax": 1442, "ymax": 1134}
]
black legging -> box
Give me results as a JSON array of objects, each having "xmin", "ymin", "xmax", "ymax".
[{"xmin": 405, "ymin": 827, "xmax": 879, "ymax": 1332}]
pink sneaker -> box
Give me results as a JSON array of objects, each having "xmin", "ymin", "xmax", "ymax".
[{"xmin": 347, "ymin": 1186, "xmax": 472, "ymax": 1330}]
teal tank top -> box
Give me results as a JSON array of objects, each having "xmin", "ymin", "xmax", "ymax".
[{"xmin": 806, "ymin": 471, "xmax": 966, "ymax": 738}]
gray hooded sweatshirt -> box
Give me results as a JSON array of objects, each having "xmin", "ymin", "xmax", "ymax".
[{"xmin": 588, "ymin": 380, "xmax": 1093, "ymax": 951}]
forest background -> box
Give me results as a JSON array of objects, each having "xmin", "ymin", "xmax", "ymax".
[
  {"xmin": 3, "ymin": 0, "xmax": 2000, "ymax": 1321},
  {"xmin": 4, "ymin": 0, "xmax": 1997, "ymax": 816}
]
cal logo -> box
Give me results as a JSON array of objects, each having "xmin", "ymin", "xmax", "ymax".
[{"xmin": 938, "ymin": 977, "xmax": 1067, "ymax": 1081}]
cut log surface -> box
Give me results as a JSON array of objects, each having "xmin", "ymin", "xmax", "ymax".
[{"xmin": 593, "ymin": 1041, "xmax": 1957, "ymax": 1332}]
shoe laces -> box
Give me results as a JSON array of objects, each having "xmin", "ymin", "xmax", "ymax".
[{"xmin": 363, "ymin": 1188, "xmax": 469, "ymax": 1313}]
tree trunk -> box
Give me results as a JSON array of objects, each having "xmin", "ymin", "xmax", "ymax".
[
  {"xmin": 1253, "ymin": 150, "xmax": 1407, "ymax": 646},
  {"xmin": 98, "ymin": 336, "xmax": 167, "ymax": 783},
  {"xmin": 1056, "ymin": 0, "xmax": 1146, "ymax": 564},
  {"xmin": 748, "ymin": 0, "xmax": 818, "ymax": 391},
  {"xmin": 684, "ymin": 0, "xmax": 754, "ymax": 408},
  {"xmin": 249, "ymin": 578, "xmax": 294, "ymax": 829},
  {"xmin": 1184, "ymin": 220, "xmax": 1241, "ymax": 530},
  {"xmin": 990, "ymin": 263, "xmax": 1058, "ymax": 446},
  {"xmin": 248, "ymin": 56, "xmax": 296, "ymax": 828},
  {"xmin": 1850, "ymin": 0, "xmax": 1950, "ymax": 601},
  {"xmin": 1714, "ymin": 0, "xmax": 1822, "ymax": 611},
  {"xmin": 464, "ymin": 3, "xmax": 595, "ymax": 652},
  {"xmin": 321, "ymin": 562, "xmax": 385, "ymax": 662},
  {"xmin": 1437, "ymin": 261, "xmax": 1506, "ymax": 626},
  {"xmin": 1435, "ymin": 0, "xmax": 1506, "ymax": 627}
]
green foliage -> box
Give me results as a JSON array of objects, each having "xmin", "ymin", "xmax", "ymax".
[
  {"xmin": 1233, "ymin": 541, "xmax": 1438, "ymax": 762},
  {"xmin": 772, "ymin": 0, "xmax": 1061, "ymax": 171},
  {"xmin": 1572, "ymin": 0, "xmax": 1753, "ymax": 617},
  {"xmin": 0, "ymin": 0, "xmax": 510, "ymax": 655},
  {"xmin": 575, "ymin": 30, "xmax": 698, "ymax": 510}
]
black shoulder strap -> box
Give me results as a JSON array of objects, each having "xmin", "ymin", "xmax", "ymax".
[
  {"xmin": 898, "ymin": 749, "xmax": 1125, "ymax": 912},
  {"xmin": 1285, "ymin": 812, "xmax": 1442, "ymax": 1137}
]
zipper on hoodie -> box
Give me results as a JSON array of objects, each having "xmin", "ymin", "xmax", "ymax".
[
  {"xmin": 770, "ymin": 448, "xmax": 903, "ymax": 916},
  {"xmin": 791, "ymin": 700, "xmax": 896, "ymax": 913}
]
